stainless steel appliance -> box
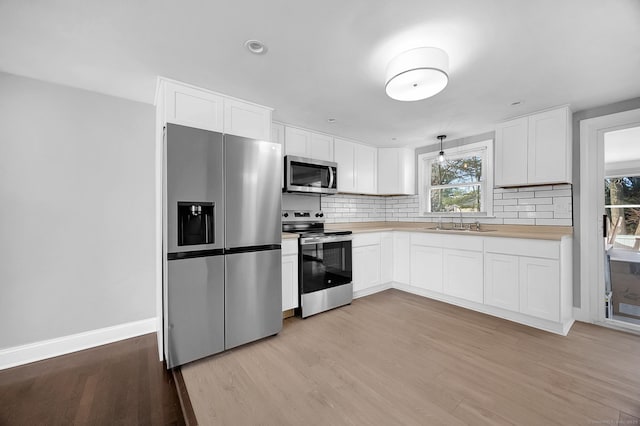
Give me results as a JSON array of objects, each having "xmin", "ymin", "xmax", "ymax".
[
  {"xmin": 165, "ymin": 123, "xmax": 282, "ymax": 369},
  {"xmin": 284, "ymin": 155, "xmax": 338, "ymax": 194},
  {"xmin": 282, "ymin": 210, "xmax": 352, "ymax": 317}
]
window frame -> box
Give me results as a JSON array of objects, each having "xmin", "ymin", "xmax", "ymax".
[{"xmin": 418, "ymin": 139, "xmax": 494, "ymax": 217}]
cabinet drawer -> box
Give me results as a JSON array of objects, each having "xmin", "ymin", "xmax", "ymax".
[
  {"xmin": 441, "ymin": 234, "xmax": 483, "ymax": 252},
  {"xmin": 411, "ymin": 232, "xmax": 443, "ymax": 247},
  {"xmin": 485, "ymin": 237, "xmax": 558, "ymax": 259},
  {"xmin": 282, "ymin": 239, "xmax": 298, "ymax": 255},
  {"xmin": 353, "ymin": 233, "xmax": 381, "ymax": 247}
]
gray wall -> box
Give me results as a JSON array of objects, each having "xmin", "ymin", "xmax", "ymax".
[
  {"xmin": 571, "ymin": 97, "xmax": 640, "ymax": 307},
  {"xmin": 0, "ymin": 72, "xmax": 156, "ymax": 349}
]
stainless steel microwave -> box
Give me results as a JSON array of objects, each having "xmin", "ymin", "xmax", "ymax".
[{"xmin": 284, "ymin": 155, "xmax": 338, "ymax": 194}]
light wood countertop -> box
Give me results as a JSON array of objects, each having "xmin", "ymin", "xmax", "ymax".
[
  {"xmin": 282, "ymin": 232, "xmax": 299, "ymax": 240},
  {"xmin": 325, "ymin": 221, "xmax": 572, "ymax": 240}
]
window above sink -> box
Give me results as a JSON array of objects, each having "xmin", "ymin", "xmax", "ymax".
[{"xmin": 418, "ymin": 139, "xmax": 494, "ymax": 217}]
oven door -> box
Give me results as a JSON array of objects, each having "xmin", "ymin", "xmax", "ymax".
[{"xmin": 299, "ymin": 236, "xmax": 352, "ymax": 294}]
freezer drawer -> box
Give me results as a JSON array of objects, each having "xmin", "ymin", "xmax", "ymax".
[
  {"xmin": 225, "ymin": 249, "xmax": 283, "ymax": 350},
  {"xmin": 166, "ymin": 255, "xmax": 225, "ymax": 368}
]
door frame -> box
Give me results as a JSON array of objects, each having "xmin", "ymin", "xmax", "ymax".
[{"xmin": 578, "ymin": 108, "xmax": 640, "ymax": 330}]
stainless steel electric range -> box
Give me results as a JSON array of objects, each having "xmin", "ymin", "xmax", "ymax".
[{"xmin": 282, "ymin": 210, "xmax": 353, "ymax": 318}]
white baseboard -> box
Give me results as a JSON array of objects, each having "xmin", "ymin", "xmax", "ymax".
[
  {"xmin": 353, "ymin": 282, "xmax": 392, "ymax": 299},
  {"xmin": 0, "ymin": 317, "xmax": 157, "ymax": 371}
]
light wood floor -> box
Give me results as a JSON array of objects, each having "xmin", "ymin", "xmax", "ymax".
[{"xmin": 181, "ymin": 289, "xmax": 640, "ymax": 425}]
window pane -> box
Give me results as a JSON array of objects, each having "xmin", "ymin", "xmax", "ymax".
[
  {"xmin": 430, "ymin": 186, "xmax": 481, "ymax": 213},
  {"xmin": 605, "ymin": 177, "xmax": 640, "ymax": 206},
  {"xmin": 431, "ymin": 156, "xmax": 482, "ymax": 185}
]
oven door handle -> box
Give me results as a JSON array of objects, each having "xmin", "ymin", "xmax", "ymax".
[{"xmin": 300, "ymin": 235, "xmax": 353, "ymax": 245}]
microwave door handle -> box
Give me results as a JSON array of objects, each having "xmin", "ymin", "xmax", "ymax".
[{"xmin": 328, "ymin": 166, "xmax": 334, "ymax": 189}]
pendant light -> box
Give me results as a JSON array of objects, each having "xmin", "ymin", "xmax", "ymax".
[{"xmin": 437, "ymin": 135, "xmax": 446, "ymax": 163}]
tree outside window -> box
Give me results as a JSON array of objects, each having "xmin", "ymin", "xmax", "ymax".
[{"xmin": 418, "ymin": 140, "xmax": 493, "ymax": 216}]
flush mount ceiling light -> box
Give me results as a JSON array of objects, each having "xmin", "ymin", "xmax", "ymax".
[
  {"xmin": 385, "ymin": 47, "xmax": 449, "ymax": 101},
  {"xmin": 437, "ymin": 134, "xmax": 447, "ymax": 163},
  {"xmin": 244, "ymin": 39, "xmax": 268, "ymax": 55}
]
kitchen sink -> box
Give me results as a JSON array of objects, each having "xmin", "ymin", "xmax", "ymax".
[{"xmin": 423, "ymin": 227, "xmax": 496, "ymax": 233}]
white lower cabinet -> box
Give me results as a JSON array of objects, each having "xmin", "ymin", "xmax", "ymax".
[
  {"xmin": 380, "ymin": 233, "xmax": 394, "ymax": 284},
  {"xmin": 410, "ymin": 245, "xmax": 443, "ymax": 292},
  {"xmin": 281, "ymin": 239, "xmax": 298, "ymax": 311},
  {"xmin": 353, "ymin": 245, "xmax": 381, "ymax": 293},
  {"xmin": 519, "ymin": 257, "xmax": 560, "ymax": 321},
  {"xmin": 393, "ymin": 232, "xmax": 411, "ymax": 284},
  {"xmin": 442, "ymin": 249, "xmax": 484, "ymax": 303},
  {"xmin": 484, "ymin": 253, "xmax": 520, "ymax": 311},
  {"xmin": 346, "ymin": 230, "xmax": 572, "ymax": 335}
]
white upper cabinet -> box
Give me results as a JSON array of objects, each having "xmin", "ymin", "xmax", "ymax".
[
  {"xmin": 355, "ymin": 143, "xmax": 377, "ymax": 194},
  {"xmin": 495, "ymin": 106, "xmax": 571, "ymax": 187},
  {"xmin": 310, "ymin": 132, "xmax": 334, "ymax": 162},
  {"xmin": 158, "ymin": 78, "xmax": 272, "ymax": 140},
  {"xmin": 163, "ymin": 80, "xmax": 224, "ymax": 132},
  {"xmin": 334, "ymin": 138, "xmax": 356, "ymax": 192},
  {"xmin": 271, "ymin": 122, "xmax": 285, "ymax": 145},
  {"xmin": 223, "ymin": 98, "xmax": 272, "ymax": 140},
  {"xmin": 334, "ymin": 138, "xmax": 377, "ymax": 194},
  {"xmin": 378, "ymin": 147, "xmax": 415, "ymax": 195},
  {"xmin": 284, "ymin": 126, "xmax": 310, "ymax": 157},
  {"xmin": 495, "ymin": 117, "xmax": 528, "ymax": 186},
  {"xmin": 283, "ymin": 126, "xmax": 334, "ymax": 162}
]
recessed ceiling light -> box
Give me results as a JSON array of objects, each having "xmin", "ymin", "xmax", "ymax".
[
  {"xmin": 327, "ymin": 118, "xmax": 337, "ymax": 123},
  {"xmin": 244, "ymin": 39, "xmax": 267, "ymax": 55}
]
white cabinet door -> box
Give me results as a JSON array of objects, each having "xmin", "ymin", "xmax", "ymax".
[
  {"xmin": 378, "ymin": 148, "xmax": 415, "ymax": 195},
  {"xmin": 284, "ymin": 127, "xmax": 311, "ymax": 157},
  {"xmin": 334, "ymin": 138, "xmax": 356, "ymax": 192},
  {"xmin": 223, "ymin": 98, "xmax": 271, "ymax": 140},
  {"xmin": 410, "ymin": 245, "xmax": 443, "ymax": 292},
  {"xmin": 164, "ymin": 81, "xmax": 224, "ymax": 132},
  {"xmin": 393, "ymin": 232, "xmax": 411, "ymax": 284},
  {"xmin": 353, "ymin": 245, "xmax": 381, "ymax": 292},
  {"xmin": 495, "ymin": 117, "xmax": 528, "ymax": 187},
  {"xmin": 380, "ymin": 233, "xmax": 394, "ymax": 284},
  {"xmin": 310, "ymin": 133, "xmax": 334, "ymax": 162},
  {"xmin": 271, "ymin": 122, "xmax": 285, "ymax": 145},
  {"xmin": 355, "ymin": 143, "xmax": 377, "ymax": 194},
  {"xmin": 281, "ymin": 254, "xmax": 298, "ymax": 311},
  {"xmin": 527, "ymin": 107, "xmax": 570, "ymax": 184},
  {"xmin": 443, "ymin": 249, "xmax": 484, "ymax": 303},
  {"xmin": 519, "ymin": 257, "xmax": 560, "ymax": 321},
  {"xmin": 484, "ymin": 253, "xmax": 519, "ymax": 311}
]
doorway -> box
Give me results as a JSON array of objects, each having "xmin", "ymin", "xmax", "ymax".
[
  {"xmin": 604, "ymin": 126, "xmax": 640, "ymax": 327},
  {"xmin": 579, "ymin": 107, "xmax": 640, "ymax": 333}
]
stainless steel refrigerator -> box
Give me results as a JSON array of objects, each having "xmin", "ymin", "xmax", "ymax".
[{"xmin": 164, "ymin": 123, "xmax": 282, "ymax": 369}]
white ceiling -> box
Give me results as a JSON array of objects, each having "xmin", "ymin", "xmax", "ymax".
[{"xmin": 1, "ymin": 0, "xmax": 639, "ymax": 148}]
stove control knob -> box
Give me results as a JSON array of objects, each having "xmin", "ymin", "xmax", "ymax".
[
  {"xmin": 283, "ymin": 212, "xmax": 289, "ymax": 218},
  {"xmin": 316, "ymin": 213, "xmax": 324, "ymax": 218}
]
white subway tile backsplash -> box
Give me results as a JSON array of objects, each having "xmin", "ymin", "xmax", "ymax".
[
  {"xmin": 503, "ymin": 205, "xmax": 536, "ymax": 212},
  {"xmin": 494, "ymin": 199, "xmax": 518, "ymax": 206},
  {"xmin": 502, "ymin": 191, "xmax": 536, "ymax": 199},
  {"xmin": 320, "ymin": 184, "xmax": 572, "ymax": 226},
  {"xmin": 517, "ymin": 197, "xmax": 553, "ymax": 205},
  {"xmin": 519, "ymin": 211, "xmax": 554, "ymax": 219},
  {"xmin": 536, "ymin": 189, "xmax": 571, "ymax": 197},
  {"xmin": 504, "ymin": 218, "xmax": 536, "ymax": 225}
]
